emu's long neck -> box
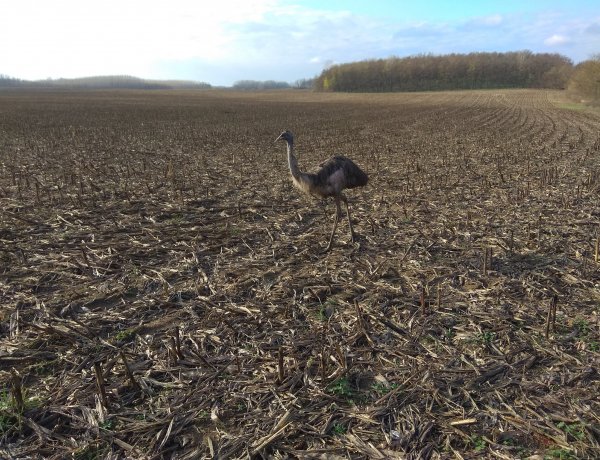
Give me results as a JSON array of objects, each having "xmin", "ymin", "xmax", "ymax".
[
  {"xmin": 285, "ymin": 140, "xmax": 314, "ymax": 194},
  {"xmin": 286, "ymin": 140, "xmax": 302, "ymax": 180}
]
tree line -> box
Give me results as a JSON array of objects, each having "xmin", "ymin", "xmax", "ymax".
[
  {"xmin": 0, "ymin": 74, "xmax": 317, "ymax": 90},
  {"xmin": 231, "ymin": 78, "xmax": 316, "ymax": 90},
  {"xmin": 232, "ymin": 80, "xmax": 291, "ymax": 90},
  {"xmin": 314, "ymin": 51, "xmax": 574, "ymax": 92},
  {"xmin": 0, "ymin": 74, "xmax": 23, "ymax": 87},
  {"xmin": 0, "ymin": 75, "xmax": 211, "ymax": 90},
  {"xmin": 567, "ymin": 56, "xmax": 600, "ymax": 105},
  {"xmin": 3, "ymin": 54, "xmax": 597, "ymax": 101}
]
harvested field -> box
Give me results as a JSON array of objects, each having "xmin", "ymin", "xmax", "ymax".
[{"xmin": 1, "ymin": 88, "xmax": 599, "ymax": 459}]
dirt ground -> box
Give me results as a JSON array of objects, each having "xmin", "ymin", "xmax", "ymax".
[{"xmin": 1, "ymin": 89, "xmax": 599, "ymax": 459}]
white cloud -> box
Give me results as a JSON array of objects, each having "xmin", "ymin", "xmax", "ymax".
[
  {"xmin": 585, "ymin": 23, "xmax": 600, "ymax": 34},
  {"xmin": 544, "ymin": 34, "xmax": 569, "ymax": 45},
  {"xmin": 471, "ymin": 14, "xmax": 503, "ymax": 26},
  {"xmin": 1, "ymin": 0, "xmax": 279, "ymax": 79},
  {"xmin": 483, "ymin": 14, "xmax": 503, "ymax": 26}
]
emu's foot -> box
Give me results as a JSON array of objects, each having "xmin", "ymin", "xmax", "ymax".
[
  {"xmin": 322, "ymin": 243, "xmax": 334, "ymax": 253},
  {"xmin": 324, "ymin": 236, "xmax": 336, "ymax": 253},
  {"xmin": 350, "ymin": 230, "xmax": 362, "ymax": 244}
]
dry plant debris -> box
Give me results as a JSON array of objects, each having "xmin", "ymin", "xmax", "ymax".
[{"xmin": 1, "ymin": 89, "xmax": 599, "ymax": 459}]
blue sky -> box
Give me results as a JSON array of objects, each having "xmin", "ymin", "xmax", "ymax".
[{"xmin": 1, "ymin": 0, "xmax": 599, "ymax": 86}]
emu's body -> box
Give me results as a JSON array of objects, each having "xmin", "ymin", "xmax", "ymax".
[{"xmin": 276, "ymin": 130, "xmax": 368, "ymax": 251}]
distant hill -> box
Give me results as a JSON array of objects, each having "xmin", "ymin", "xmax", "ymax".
[{"xmin": 0, "ymin": 74, "xmax": 211, "ymax": 90}]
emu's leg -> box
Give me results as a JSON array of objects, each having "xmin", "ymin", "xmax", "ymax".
[
  {"xmin": 341, "ymin": 194, "xmax": 355, "ymax": 242},
  {"xmin": 325, "ymin": 196, "xmax": 342, "ymax": 251}
]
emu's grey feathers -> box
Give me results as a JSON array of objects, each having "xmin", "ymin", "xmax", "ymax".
[
  {"xmin": 314, "ymin": 156, "xmax": 369, "ymax": 191},
  {"xmin": 276, "ymin": 130, "xmax": 368, "ymax": 250}
]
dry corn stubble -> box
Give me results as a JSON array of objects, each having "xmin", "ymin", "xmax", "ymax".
[{"xmin": 0, "ymin": 89, "xmax": 599, "ymax": 459}]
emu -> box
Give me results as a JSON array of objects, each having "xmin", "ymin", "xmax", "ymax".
[{"xmin": 275, "ymin": 130, "xmax": 368, "ymax": 251}]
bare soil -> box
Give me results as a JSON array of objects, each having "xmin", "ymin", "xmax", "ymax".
[{"xmin": 1, "ymin": 89, "xmax": 599, "ymax": 459}]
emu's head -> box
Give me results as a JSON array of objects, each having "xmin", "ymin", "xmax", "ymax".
[{"xmin": 275, "ymin": 130, "xmax": 294, "ymax": 144}]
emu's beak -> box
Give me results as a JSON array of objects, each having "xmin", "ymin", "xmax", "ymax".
[{"xmin": 274, "ymin": 134, "xmax": 283, "ymax": 143}]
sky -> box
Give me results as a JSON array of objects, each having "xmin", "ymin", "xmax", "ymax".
[{"xmin": 1, "ymin": 0, "xmax": 599, "ymax": 86}]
